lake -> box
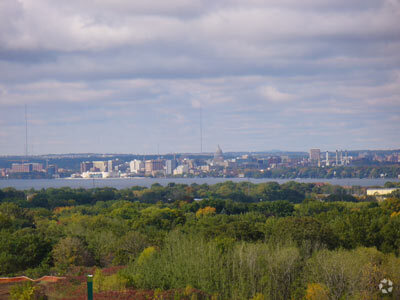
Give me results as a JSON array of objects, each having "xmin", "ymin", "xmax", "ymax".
[{"xmin": 0, "ymin": 177, "xmax": 399, "ymax": 190}]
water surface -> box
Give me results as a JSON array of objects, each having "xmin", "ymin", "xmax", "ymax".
[{"xmin": 0, "ymin": 177, "xmax": 399, "ymax": 190}]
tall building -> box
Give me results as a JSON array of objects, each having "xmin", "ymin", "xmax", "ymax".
[
  {"xmin": 107, "ymin": 160, "xmax": 114, "ymax": 172},
  {"xmin": 309, "ymin": 149, "xmax": 321, "ymax": 165},
  {"xmin": 335, "ymin": 150, "xmax": 339, "ymax": 165},
  {"xmin": 47, "ymin": 165, "xmax": 58, "ymax": 176},
  {"xmin": 145, "ymin": 160, "xmax": 164, "ymax": 174},
  {"xmin": 326, "ymin": 151, "xmax": 330, "ymax": 166},
  {"xmin": 130, "ymin": 160, "xmax": 144, "ymax": 173},
  {"xmin": 80, "ymin": 161, "xmax": 93, "ymax": 173},
  {"xmin": 165, "ymin": 160, "xmax": 177, "ymax": 175},
  {"xmin": 93, "ymin": 161, "xmax": 107, "ymax": 172}
]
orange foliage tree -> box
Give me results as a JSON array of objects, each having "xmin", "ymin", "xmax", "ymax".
[
  {"xmin": 196, "ymin": 206, "xmax": 216, "ymax": 218},
  {"xmin": 305, "ymin": 283, "xmax": 329, "ymax": 300}
]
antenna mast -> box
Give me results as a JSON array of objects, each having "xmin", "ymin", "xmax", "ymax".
[
  {"xmin": 200, "ymin": 106, "xmax": 203, "ymax": 153},
  {"xmin": 25, "ymin": 104, "xmax": 28, "ymax": 159}
]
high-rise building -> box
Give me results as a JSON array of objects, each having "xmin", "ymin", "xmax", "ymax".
[
  {"xmin": 107, "ymin": 160, "xmax": 114, "ymax": 172},
  {"xmin": 326, "ymin": 151, "xmax": 330, "ymax": 166},
  {"xmin": 47, "ymin": 165, "xmax": 58, "ymax": 176},
  {"xmin": 145, "ymin": 160, "xmax": 164, "ymax": 174},
  {"xmin": 93, "ymin": 161, "xmax": 107, "ymax": 172},
  {"xmin": 165, "ymin": 160, "xmax": 177, "ymax": 175},
  {"xmin": 335, "ymin": 150, "xmax": 339, "ymax": 165},
  {"xmin": 130, "ymin": 160, "xmax": 144, "ymax": 173},
  {"xmin": 80, "ymin": 161, "xmax": 93, "ymax": 173},
  {"xmin": 309, "ymin": 149, "xmax": 321, "ymax": 165}
]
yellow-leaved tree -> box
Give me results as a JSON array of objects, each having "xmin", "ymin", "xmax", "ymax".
[
  {"xmin": 305, "ymin": 283, "xmax": 329, "ymax": 300},
  {"xmin": 196, "ymin": 206, "xmax": 216, "ymax": 218}
]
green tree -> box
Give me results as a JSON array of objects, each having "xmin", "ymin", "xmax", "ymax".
[
  {"xmin": 0, "ymin": 228, "xmax": 51, "ymax": 275},
  {"xmin": 52, "ymin": 236, "xmax": 93, "ymax": 270}
]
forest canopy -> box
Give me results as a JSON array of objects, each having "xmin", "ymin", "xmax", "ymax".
[{"xmin": 1, "ymin": 181, "xmax": 400, "ymax": 299}]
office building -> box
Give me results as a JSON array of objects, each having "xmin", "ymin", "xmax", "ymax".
[
  {"xmin": 130, "ymin": 160, "xmax": 144, "ymax": 173},
  {"xmin": 309, "ymin": 149, "xmax": 321, "ymax": 165},
  {"xmin": 166, "ymin": 160, "xmax": 177, "ymax": 175},
  {"xmin": 326, "ymin": 151, "xmax": 330, "ymax": 166},
  {"xmin": 93, "ymin": 161, "xmax": 107, "ymax": 172},
  {"xmin": 11, "ymin": 163, "xmax": 43, "ymax": 173},
  {"xmin": 145, "ymin": 160, "xmax": 164, "ymax": 174},
  {"xmin": 47, "ymin": 165, "xmax": 58, "ymax": 176},
  {"xmin": 80, "ymin": 161, "xmax": 93, "ymax": 173},
  {"xmin": 107, "ymin": 160, "xmax": 114, "ymax": 172}
]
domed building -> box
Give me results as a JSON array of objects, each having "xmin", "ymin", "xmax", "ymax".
[{"xmin": 213, "ymin": 145, "xmax": 224, "ymax": 165}]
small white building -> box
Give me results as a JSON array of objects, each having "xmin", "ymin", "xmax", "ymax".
[
  {"xmin": 82, "ymin": 171, "xmax": 103, "ymax": 178},
  {"xmin": 81, "ymin": 171, "xmax": 118, "ymax": 179}
]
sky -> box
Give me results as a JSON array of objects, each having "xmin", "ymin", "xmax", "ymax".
[{"xmin": 0, "ymin": 0, "xmax": 399, "ymax": 155}]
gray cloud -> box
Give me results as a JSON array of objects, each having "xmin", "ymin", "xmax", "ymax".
[{"xmin": 0, "ymin": 0, "xmax": 399, "ymax": 154}]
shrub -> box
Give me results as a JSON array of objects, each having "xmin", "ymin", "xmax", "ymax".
[
  {"xmin": 137, "ymin": 246, "xmax": 157, "ymax": 265},
  {"xmin": 52, "ymin": 237, "xmax": 93, "ymax": 270},
  {"xmin": 10, "ymin": 281, "xmax": 46, "ymax": 300},
  {"xmin": 123, "ymin": 232, "xmax": 301, "ymax": 300},
  {"xmin": 305, "ymin": 247, "xmax": 397, "ymax": 300},
  {"xmin": 94, "ymin": 268, "xmax": 127, "ymax": 292}
]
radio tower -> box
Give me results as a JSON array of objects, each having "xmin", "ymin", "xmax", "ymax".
[
  {"xmin": 25, "ymin": 104, "xmax": 28, "ymax": 159},
  {"xmin": 200, "ymin": 106, "xmax": 203, "ymax": 153}
]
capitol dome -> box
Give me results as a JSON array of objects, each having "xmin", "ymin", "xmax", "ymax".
[{"xmin": 213, "ymin": 145, "xmax": 224, "ymax": 163}]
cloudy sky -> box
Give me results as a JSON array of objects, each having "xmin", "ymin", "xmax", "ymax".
[{"xmin": 0, "ymin": 0, "xmax": 399, "ymax": 155}]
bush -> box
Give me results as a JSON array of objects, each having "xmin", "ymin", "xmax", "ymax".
[
  {"xmin": 52, "ymin": 237, "xmax": 93, "ymax": 270},
  {"xmin": 123, "ymin": 232, "xmax": 301, "ymax": 300},
  {"xmin": 93, "ymin": 268, "xmax": 127, "ymax": 292},
  {"xmin": 10, "ymin": 281, "xmax": 47, "ymax": 300},
  {"xmin": 305, "ymin": 247, "xmax": 400, "ymax": 299}
]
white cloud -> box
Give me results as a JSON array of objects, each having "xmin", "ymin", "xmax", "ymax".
[
  {"xmin": 259, "ymin": 86, "xmax": 296, "ymax": 102},
  {"xmin": 0, "ymin": 81, "xmax": 114, "ymax": 105}
]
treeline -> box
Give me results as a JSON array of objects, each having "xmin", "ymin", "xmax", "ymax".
[
  {"xmin": 1, "ymin": 182, "xmax": 400, "ymax": 299},
  {"xmin": 246, "ymin": 165, "xmax": 400, "ymax": 179},
  {"xmin": 0, "ymin": 181, "xmax": 363, "ymax": 209}
]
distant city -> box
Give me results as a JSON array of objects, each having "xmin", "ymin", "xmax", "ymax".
[{"xmin": 1, "ymin": 147, "xmax": 400, "ymax": 180}]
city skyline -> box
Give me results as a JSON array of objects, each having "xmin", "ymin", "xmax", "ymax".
[
  {"xmin": 2, "ymin": 146, "xmax": 399, "ymax": 180},
  {"xmin": 1, "ymin": 147, "xmax": 400, "ymax": 158},
  {"xmin": 0, "ymin": 0, "xmax": 399, "ymax": 155}
]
